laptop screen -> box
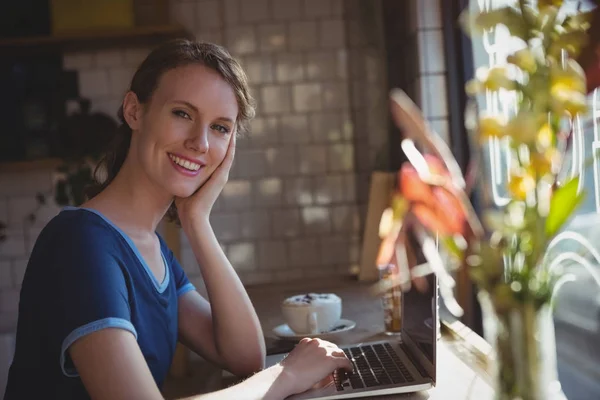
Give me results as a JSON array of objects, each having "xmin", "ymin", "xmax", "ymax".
[{"xmin": 402, "ymin": 273, "xmax": 436, "ymax": 364}]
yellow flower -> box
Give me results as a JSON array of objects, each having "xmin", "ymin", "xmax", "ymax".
[
  {"xmin": 505, "ymin": 112, "xmax": 546, "ymax": 143},
  {"xmin": 538, "ymin": 0, "xmax": 563, "ymax": 8},
  {"xmin": 536, "ymin": 123, "xmax": 554, "ymax": 150},
  {"xmin": 529, "ymin": 149, "xmax": 560, "ymax": 177},
  {"xmin": 551, "ymin": 85, "xmax": 588, "ymax": 116},
  {"xmin": 478, "ymin": 114, "xmax": 507, "ymax": 141},
  {"xmin": 550, "ymin": 59, "xmax": 586, "ymax": 94},
  {"xmin": 476, "ymin": 66, "xmax": 516, "ymax": 91},
  {"xmin": 507, "ymin": 49, "xmax": 537, "ymax": 74},
  {"xmin": 508, "ymin": 170, "xmax": 536, "ymax": 200}
]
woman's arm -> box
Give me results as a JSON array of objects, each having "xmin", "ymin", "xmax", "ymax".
[{"xmin": 177, "ymin": 217, "xmax": 265, "ymax": 376}]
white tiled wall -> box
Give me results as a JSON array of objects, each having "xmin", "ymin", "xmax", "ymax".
[{"xmin": 0, "ymin": 0, "xmax": 449, "ymax": 340}]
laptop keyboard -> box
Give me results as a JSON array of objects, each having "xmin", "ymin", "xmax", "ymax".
[{"xmin": 334, "ymin": 343, "xmax": 415, "ymax": 391}]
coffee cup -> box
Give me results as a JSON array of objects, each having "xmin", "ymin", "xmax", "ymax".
[{"xmin": 281, "ymin": 293, "xmax": 342, "ymax": 334}]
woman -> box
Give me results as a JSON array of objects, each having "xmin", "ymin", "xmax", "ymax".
[{"xmin": 4, "ymin": 39, "xmax": 351, "ymax": 400}]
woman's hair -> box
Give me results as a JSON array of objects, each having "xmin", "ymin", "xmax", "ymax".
[{"xmin": 86, "ymin": 39, "xmax": 255, "ymax": 221}]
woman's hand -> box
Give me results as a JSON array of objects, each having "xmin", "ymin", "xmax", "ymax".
[
  {"xmin": 276, "ymin": 338, "xmax": 353, "ymax": 397},
  {"xmin": 175, "ymin": 133, "xmax": 235, "ymax": 224}
]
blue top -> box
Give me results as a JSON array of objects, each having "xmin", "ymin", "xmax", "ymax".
[{"xmin": 4, "ymin": 207, "xmax": 196, "ymax": 399}]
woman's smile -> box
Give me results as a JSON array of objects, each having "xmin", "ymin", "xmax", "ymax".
[{"xmin": 168, "ymin": 152, "xmax": 205, "ymax": 177}]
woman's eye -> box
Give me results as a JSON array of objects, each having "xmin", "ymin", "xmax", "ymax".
[
  {"xmin": 173, "ymin": 110, "xmax": 191, "ymax": 120},
  {"xmin": 212, "ymin": 124, "xmax": 231, "ymax": 134}
]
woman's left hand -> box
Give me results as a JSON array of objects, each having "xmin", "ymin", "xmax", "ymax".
[{"xmin": 175, "ymin": 133, "xmax": 236, "ymax": 224}]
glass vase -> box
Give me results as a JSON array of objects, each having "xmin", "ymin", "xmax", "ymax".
[{"xmin": 478, "ymin": 291, "xmax": 566, "ymax": 400}]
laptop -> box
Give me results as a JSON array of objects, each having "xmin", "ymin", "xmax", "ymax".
[{"xmin": 265, "ymin": 273, "xmax": 439, "ymax": 400}]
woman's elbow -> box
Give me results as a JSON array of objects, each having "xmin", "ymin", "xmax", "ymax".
[{"xmin": 228, "ymin": 351, "xmax": 266, "ymax": 376}]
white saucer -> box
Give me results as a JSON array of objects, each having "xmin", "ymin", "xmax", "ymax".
[{"xmin": 272, "ymin": 319, "xmax": 356, "ymax": 340}]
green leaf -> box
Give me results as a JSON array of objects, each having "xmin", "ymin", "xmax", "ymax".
[
  {"xmin": 546, "ymin": 177, "xmax": 585, "ymax": 236},
  {"xmin": 442, "ymin": 236, "xmax": 464, "ymax": 260}
]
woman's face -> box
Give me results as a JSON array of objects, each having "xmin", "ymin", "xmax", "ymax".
[{"xmin": 124, "ymin": 64, "xmax": 239, "ymax": 199}]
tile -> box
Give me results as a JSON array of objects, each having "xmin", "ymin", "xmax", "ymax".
[
  {"xmin": 108, "ymin": 66, "xmax": 135, "ymax": 97},
  {"xmin": 170, "ymin": 0, "xmax": 197, "ymax": 31},
  {"xmin": 328, "ymin": 143, "xmax": 355, "ymax": 172},
  {"xmin": 180, "ymin": 247, "xmax": 201, "ymax": 278},
  {"xmin": 289, "ymin": 238, "xmax": 319, "ymax": 267},
  {"xmin": 254, "ymin": 178, "xmax": 283, "ymax": 207},
  {"xmin": 210, "ymin": 213, "xmax": 241, "ymax": 241},
  {"xmin": 78, "ymin": 70, "xmax": 110, "ymax": 98},
  {"xmin": 418, "ymin": 29, "xmax": 446, "ymax": 74},
  {"xmin": 0, "ymin": 261, "xmax": 11, "ymax": 289},
  {"xmin": 341, "ymin": 113, "xmax": 354, "ymax": 140},
  {"xmin": 247, "ymin": 117, "xmax": 279, "ymax": 146},
  {"xmin": 423, "ymin": 75, "xmax": 448, "ymax": 118},
  {"xmin": 272, "ymin": 0, "xmax": 302, "ymax": 20},
  {"xmin": 289, "ymin": 21, "xmax": 318, "ymax": 50},
  {"xmin": 238, "ymin": 271, "xmax": 274, "ymax": 286},
  {"xmin": 314, "ymin": 175, "xmax": 344, "ymax": 204},
  {"xmin": 258, "ymin": 240, "xmax": 288, "ymax": 269},
  {"xmin": 418, "ymin": 0, "xmax": 442, "ymax": 29},
  {"xmin": 123, "ymin": 48, "xmax": 151, "ymax": 66},
  {"xmin": 226, "ymin": 26, "xmax": 257, "ymax": 55},
  {"xmin": 319, "ymin": 235, "xmax": 351, "ymax": 266},
  {"xmin": 342, "ymin": 174, "xmax": 357, "ymax": 202},
  {"xmin": 297, "ymin": 145, "xmax": 327, "ymax": 175},
  {"xmin": 305, "ymin": 51, "xmax": 337, "ymax": 80},
  {"xmin": 309, "ymin": 112, "xmax": 343, "ymax": 143},
  {"xmin": 292, "ymin": 83, "xmax": 322, "ymax": 112},
  {"xmin": 240, "ymin": 0, "xmax": 269, "ymax": 22},
  {"xmin": 11, "ymin": 259, "xmax": 28, "ymax": 287},
  {"xmin": 243, "ymin": 53, "xmax": 275, "ymax": 84},
  {"xmin": 280, "ymin": 115, "xmax": 310, "ymax": 144},
  {"xmin": 90, "ymin": 98, "xmax": 121, "ymax": 121},
  {"xmin": 303, "ymin": 267, "xmax": 339, "ymax": 278},
  {"xmin": 7, "ymin": 196, "xmax": 37, "ymax": 228},
  {"xmin": 224, "ymin": 0, "xmax": 240, "ymax": 24},
  {"xmin": 26, "ymin": 228, "xmax": 42, "ymax": 254},
  {"xmin": 95, "ymin": 50, "xmax": 123, "ymax": 67},
  {"xmin": 261, "ymin": 85, "xmax": 292, "ymax": 114},
  {"xmin": 322, "ymin": 82, "xmax": 349, "ymax": 111},
  {"xmin": 275, "ymin": 53, "xmax": 304, "ymax": 83},
  {"xmin": 284, "ymin": 177, "xmax": 313, "ymax": 206},
  {"xmin": 365, "ymin": 53, "xmax": 383, "ymax": 83},
  {"xmin": 257, "ymin": 23, "xmax": 287, "ymax": 53},
  {"xmin": 271, "ymin": 208, "xmax": 302, "ymax": 237},
  {"xmin": 31, "ymin": 202, "xmax": 61, "ymax": 228},
  {"xmin": 331, "ymin": 0, "xmax": 344, "ymax": 16},
  {"xmin": 274, "ymin": 269, "xmax": 303, "ymax": 281},
  {"xmin": 194, "ymin": 30, "xmax": 224, "ymax": 46},
  {"xmin": 429, "ymin": 118, "xmax": 450, "ymax": 144},
  {"xmin": 350, "ymin": 80, "xmax": 365, "ymax": 110},
  {"xmin": 228, "ymin": 242, "xmax": 256, "ymax": 271},
  {"xmin": 304, "ymin": 0, "xmax": 332, "ymax": 17},
  {"xmin": 0, "ymin": 289, "xmax": 20, "ymax": 314},
  {"xmin": 63, "ymin": 52, "xmax": 94, "ymax": 70},
  {"xmin": 221, "ymin": 180, "xmax": 252, "ymax": 210},
  {"xmin": 336, "ymin": 50, "xmax": 348, "ymax": 80},
  {"xmin": 0, "ymin": 199, "xmax": 7, "ymax": 227},
  {"xmin": 319, "ymin": 19, "xmax": 345, "ymax": 48},
  {"xmin": 197, "ymin": 0, "xmax": 222, "ymax": 29},
  {"xmin": 265, "ymin": 147, "xmax": 298, "ymax": 176},
  {"xmin": 332, "ymin": 205, "xmax": 361, "ymax": 233},
  {"xmin": 301, "ymin": 206, "xmax": 331, "ymax": 234},
  {"xmin": 235, "ymin": 149, "xmax": 269, "ymax": 178},
  {"xmin": 240, "ymin": 209, "xmax": 271, "ymax": 239}
]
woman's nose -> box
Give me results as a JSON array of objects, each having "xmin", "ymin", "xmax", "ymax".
[{"xmin": 185, "ymin": 127, "xmax": 209, "ymax": 153}]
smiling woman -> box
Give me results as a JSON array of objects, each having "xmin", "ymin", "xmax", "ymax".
[{"xmin": 3, "ymin": 39, "xmax": 352, "ymax": 400}]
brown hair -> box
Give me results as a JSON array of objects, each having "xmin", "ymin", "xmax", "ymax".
[{"xmin": 87, "ymin": 39, "xmax": 255, "ymax": 221}]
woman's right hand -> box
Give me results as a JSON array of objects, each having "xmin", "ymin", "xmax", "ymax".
[{"xmin": 278, "ymin": 338, "xmax": 353, "ymax": 396}]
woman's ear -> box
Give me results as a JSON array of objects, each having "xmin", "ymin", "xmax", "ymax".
[{"xmin": 122, "ymin": 91, "xmax": 143, "ymax": 131}]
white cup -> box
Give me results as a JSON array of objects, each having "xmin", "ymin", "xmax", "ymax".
[{"xmin": 281, "ymin": 293, "xmax": 342, "ymax": 334}]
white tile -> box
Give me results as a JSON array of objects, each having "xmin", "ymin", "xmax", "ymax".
[
  {"xmin": 78, "ymin": 70, "xmax": 110, "ymax": 98},
  {"xmin": 289, "ymin": 21, "xmax": 318, "ymax": 50},
  {"xmin": 418, "ymin": 0, "xmax": 442, "ymax": 29},
  {"xmin": 265, "ymin": 147, "xmax": 298, "ymax": 176},
  {"xmin": 90, "ymin": 98, "xmax": 121, "ymax": 121},
  {"xmin": 11, "ymin": 259, "xmax": 28, "ymax": 287},
  {"xmin": 170, "ymin": 0, "xmax": 197, "ymax": 31},
  {"xmin": 301, "ymin": 206, "xmax": 331, "ymax": 234},
  {"xmin": 304, "ymin": 267, "xmax": 339, "ymax": 278},
  {"xmin": 123, "ymin": 48, "xmax": 151, "ymax": 66},
  {"xmin": 314, "ymin": 175, "xmax": 344, "ymax": 204},
  {"xmin": 429, "ymin": 118, "xmax": 450, "ymax": 144},
  {"xmin": 63, "ymin": 52, "xmax": 94, "ymax": 70},
  {"xmin": 423, "ymin": 75, "xmax": 448, "ymax": 118},
  {"xmin": 319, "ymin": 19, "xmax": 345, "ymax": 48},
  {"xmin": 273, "ymin": 0, "xmax": 302, "ymax": 20},
  {"xmin": 242, "ymin": 55, "xmax": 274, "ymax": 84},
  {"xmin": 320, "ymin": 235, "xmax": 351, "ymax": 265},
  {"xmin": 305, "ymin": 52, "xmax": 337, "ymax": 80},
  {"xmin": 297, "ymin": 145, "xmax": 327, "ymax": 174},
  {"xmin": 240, "ymin": 0, "xmax": 269, "ymax": 22},
  {"xmin": 109, "ymin": 66, "xmax": 136, "ymax": 97},
  {"xmin": 331, "ymin": 0, "xmax": 344, "ymax": 16},
  {"xmin": 304, "ymin": 0, "xmax": 332, "ymax": 17},
  {"xmin": 228, "ymin": 242, "xmax": 256, "ymax": 271},
  {"xmin": 280, "ymin": 115, "xmax": 310, "ymax": 144},
  {"xmin": 254, "ymin": 178, "xmax": 283, "ymax": 207},
  {"xmin": 240, "ymin": 210, "xmax": 271, "ymax": 239},
  {"xmin": 226, "ymin": 26, "xmax": 257, "ymax": 55},
  {"xmin": 309, "ymin": 112, "xmax": 342, "ymax": 143},
  {"xmin": 332, "ymin": 205, "xmax": 361, "ymax": 233},
  {"xmin": 418, "ymin": 29, "xmax": 446, "ymax": 74},
  {"xmin": 261, "ymin": 85, "xmax": 292, "ymax": 114},
  {"xmin": 235, "ymin": 149, "xmax": 269, "ymax": 178},
  {"xmin": 274, "ymin": 269, "xmax": 303, "ymax": 281},
  {"xmin": 365, "ymin": 53, "xmax": 382, "ymax": 83},
  {"xmin": 271, "ymin": 209, "xmax": 302, "ymax": 237},
  {"xmin": 238, "ymin": 271, "xmax": 273, "ymax": 285},
  {"xmin": 210, "ymin": 213, "xmax": 241, "ymax": 241},
  {"xmin": 284, "ymin": 178, "xmax": 313, "ymax": 206},
  {"xmin": 292, "ymin": 83, "xmax": 322, "ymax": 112},
  {"xmin": 336, "ymin": 50, "xmax": 348, "ymax": 80},
  {"xmin": 221, "ymin": 181, "xmax": 252, "ymax": 210},
  {"xmin": 322, "ymin": 82, "xmax": 349, "ymax": 111},
  {"xmin": 289, "ymin": 238, "xmax": 319, "ymax": 267},
  {"xmin": 327, "ymin": 143, "xmax": 355, "ymax": 172},
  {"xmin": 224, "ymin": 0, "xmax": 240, "ymax": 24},
  {"xmin": 195, "ymin": 30, "xmax": 224, "ymax": 46},
  {"xmin": 0, "ymin": 290, "xmax": 20, "ymax": 314},
  {"xmin": 275, "ymin": 53, "xmax": 304, "ymax": 83},
  {"xmin": 197, "ymin": 0, "xmax": 222, "ymax": 29},
  {"xmin": 248, "ymin": 117, "xmax": 279, "ymax": 146},
  {"xmin": 0, "ymin": 261, "xmax": 11, "ymax": 289},
  {"xmin": 95, "ymin": 50, "xmax": 123, "ymax": 67},
  {"xmin": 257, "ymin": 24, "xmax": 287, "ymax": 53},
  {"xmin": 342, "ymin": 174, "xmax": 356, "ymax": 202}
]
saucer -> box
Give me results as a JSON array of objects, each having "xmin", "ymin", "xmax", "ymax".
[{"xmin": 272, "ymin": 319, "xmax": 356, "ymax": 340}]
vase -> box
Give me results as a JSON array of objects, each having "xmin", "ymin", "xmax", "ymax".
[{"xmin": 478, "ymin": 291, "xmax": 566, "ymax": 400}]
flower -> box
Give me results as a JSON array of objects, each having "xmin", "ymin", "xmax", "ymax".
[
  {"xmin": 479, "ymin": 114, "xmax": 508, "ymax": 141},
  {"xmin": 507, "ymin": 48, "xmax": 537, "ymax": 73},
  {"xmin": 508, "ymin": 169, "xmax": 536, "ymax": 200},
  {"xmin": 505, "ymin": 111, "xmax": 547, "ymax": 143},
  {"xmin": 476, "ymin": 66, "xmax": 517, "ymax": 91}
]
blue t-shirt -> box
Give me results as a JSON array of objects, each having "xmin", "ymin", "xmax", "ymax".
[{"xmin": 4, "ymin": 207, "xmax": 196, "ymax": 399}]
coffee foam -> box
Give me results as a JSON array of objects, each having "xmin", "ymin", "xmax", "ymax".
[{"xmin": 282, "ymin": 293, "xmax": 341, "ymax": 307}]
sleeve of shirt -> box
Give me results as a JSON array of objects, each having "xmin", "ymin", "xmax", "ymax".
[
  {"xmin": 158, "ymin": 234, "xmax": 196, "ymax": 297},
  {"xmin": 49, "ymin": 222, "xmax": 137, "ymax": 378}
]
